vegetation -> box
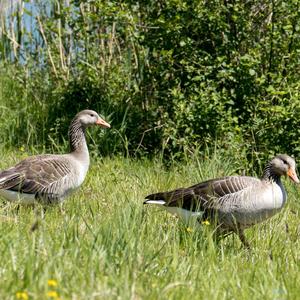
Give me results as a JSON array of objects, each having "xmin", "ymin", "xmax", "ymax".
[
  {"xmin": 1, "ymin": 152, "xmax": 300, "ymax": 300},
  {"xmin": 1, "ymin": 2, "xmax": 300, "ymax": 299},
  {"xmin": 1, "ymin": 0, "xmax": 300, "ymax": 165}
]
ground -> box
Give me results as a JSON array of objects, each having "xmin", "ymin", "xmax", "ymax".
[{"xmin": 0, "ymin": 152, "xmax": 299, "ymax": 300}]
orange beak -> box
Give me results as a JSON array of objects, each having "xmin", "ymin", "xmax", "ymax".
[
  {"xmin": 96, "ymin": 118, "xmax": 111, "ymax": 128},
  {"xmin": 287, "ymin": 168, "xmax": 300, "ymax": 183}
]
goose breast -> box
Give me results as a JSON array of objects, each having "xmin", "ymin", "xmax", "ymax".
[{"xmin": 218, "ymin": 181, "xmax": 287, "ymax": 228}]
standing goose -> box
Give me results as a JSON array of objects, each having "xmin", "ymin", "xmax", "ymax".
[
  {"xmin": 144, "ymin": 154, "xmax": 299, "ymax": 247},
  {"xmin": 0, "ymin": 110, "xmax": 110, "ymax": 205}
]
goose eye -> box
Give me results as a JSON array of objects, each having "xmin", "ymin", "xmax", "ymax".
[
  {"xmin": 90, "ymin": 114, "xmax": 94, "ymax": 117},
  {"xmin": 282, "ymin": 160, "xmax": 288, "ymax": 165}
]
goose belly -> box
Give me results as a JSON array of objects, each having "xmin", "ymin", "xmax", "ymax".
[
  {"xmin": 0, "ymin": 189, "xmax": 36, "ymax": 205},
  {"xmin": 220, "ymin": 183, "xmax": 286, "ymax": 228},
  {"xmin": 163, "ymin": 206, "xmax": 204, "ymax": 224},
  {"xmin": 73, "ymin": 160, "xmax": 89, "ymax": 188}
]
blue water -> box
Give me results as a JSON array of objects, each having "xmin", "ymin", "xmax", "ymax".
[{"xmin": 3, "ymin": 1, "xmax": 45, "ymax": 62}]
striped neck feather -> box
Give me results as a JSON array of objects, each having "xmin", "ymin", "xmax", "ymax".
[
  {"xmin": 262, "ymin": 163, "xmax": 280, "ymax": 183},
  {"xmin": 68, "ymin": 118, "xmax": 87, "ymax": 153}
]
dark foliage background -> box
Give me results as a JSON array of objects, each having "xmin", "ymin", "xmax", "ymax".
[{"xmin": 1, "ymin": 0, "xmax": 300, "ymax": 170}]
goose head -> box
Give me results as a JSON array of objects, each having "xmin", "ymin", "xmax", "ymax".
[
  {"xmin": 76, "ymin": 109, "xmax": 111, "ymax": 128},
  {"xmin": 269, "ymin": 154, "xmax": 299, "ymax": 183}
]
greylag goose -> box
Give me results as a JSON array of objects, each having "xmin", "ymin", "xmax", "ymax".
[
  {"xmin": 0, "ymin": 110, "xmax": 110, "ymax": 205},
  {"xmin": 144, "ymin": 154, "xmax": 299, "ymax": 247}
]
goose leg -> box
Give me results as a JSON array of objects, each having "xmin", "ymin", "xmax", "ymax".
[
  {"xmin": 59, "ymin": 203, "xmax": 65, "ymax": 215},
  {"xmin": 231, "ymin": 220, "xmax": 251, "ymax": 249},
  {"xmin": 30, "ymin": 205, "xmax": 47, "ymax": 232},
  {"xmin": 237, "ymin": 229, "xmax": 250, "ymax": 249},
  {"xmin": 214, "ymin": 226, "xmax": 233, "ymax": 244}
]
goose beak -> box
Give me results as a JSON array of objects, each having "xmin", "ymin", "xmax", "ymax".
[
  {"xmin": 287, "ymin": 168, "xmax": 300, "ymax": 183},
  {"xmin": 96, "ymin": 118, "xmax": 111, "ymax": 128}
]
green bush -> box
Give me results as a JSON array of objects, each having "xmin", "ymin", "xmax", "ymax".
[{"xmin": 1, "ymin": 0, "xmax": 300, "ymax": 168}]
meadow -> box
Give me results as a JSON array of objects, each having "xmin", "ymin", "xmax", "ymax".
[
  {"xmin": 1, "ymin": 1, "xmax": 300, "ymax": 299},
  {"xmin": 0, "ymin": 150, "xmax": 300, "ymax": 300}
]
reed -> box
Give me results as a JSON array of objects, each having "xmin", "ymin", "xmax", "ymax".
[{"xmin": 0, "ymin": 0, "xmax": 141, "ymax": 155}]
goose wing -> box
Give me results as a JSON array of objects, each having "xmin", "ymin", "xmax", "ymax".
[
  {"xmin": 145, "ymin": 176, "xmax": 261, "ymax": 211},
  {"xmin": 0, "ymin": 155, "xmax": 73, "ymax": 199}
]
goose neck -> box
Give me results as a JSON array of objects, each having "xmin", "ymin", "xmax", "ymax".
[
  {"xmin": 68, "ymin": 118, "xmax": 88, "ymax": 154},
  {"xmin": 262, "ymin": 163, "xmax": 280, "ymax": 184}
]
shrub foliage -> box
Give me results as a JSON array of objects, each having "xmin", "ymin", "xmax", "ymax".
[{"xmin": 1, "ymin": 0, "xmax": 300, "ymax": 166}]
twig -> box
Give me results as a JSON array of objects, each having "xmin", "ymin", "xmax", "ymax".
[
  {"xmin": 134, "ymin": 124, "xmax": 164, "ymax": 155},
  {"xmin": 2, "ymin": 31, "xmax": 21, "ymax": 48},
  {"xmin": 10, "ymin": 15, "xmax": 18, "ymax": 59},
  {"xmin": 107, "ymin": 21, "xmax": 116, "ymax": 66},
  {"xmin": 56, "ymin": 0, "xmax": 66, "ymax": 73},
  {"xmin": 37, "ymin": 15, "xmax": 58, "ymax": 77},
  {"xmin": 78, "ymin": 59, "xmax": 99, "ymax": 73}
]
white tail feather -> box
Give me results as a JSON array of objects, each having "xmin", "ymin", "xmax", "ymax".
[
  {"xmin": 0, "ymin": 176, "xmax": 8, "ymax": 183},
  {"xmin": 144, "ymin": 199, "xmax": 166, "ymax": 205}
]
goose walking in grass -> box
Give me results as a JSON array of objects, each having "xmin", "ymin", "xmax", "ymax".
[
  {"xmin": 0, "ymin": 110, "xmax": 110, "ymax": 205},
  {"xmin": 144, "ymin": 154, "xmax": 299, "ymax": 247}
]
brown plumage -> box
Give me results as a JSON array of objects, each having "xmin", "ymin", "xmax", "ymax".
[
  {"xmin": 0, "ymin": 110, "xmax": 110, "ymax": 205},
  {"xmin": 144, "ymin": 154, "xmax": 299, "ymax": 247}
]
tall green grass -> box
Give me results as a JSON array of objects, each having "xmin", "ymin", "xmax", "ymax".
[{"xmin": 0, "ymin": 151, "xmax": 299, "ymax": 299}]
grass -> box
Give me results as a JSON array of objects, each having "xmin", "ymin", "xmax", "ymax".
[{"xmin": 0, "ymin": 150, "xmax": 300, "ymax": 300}]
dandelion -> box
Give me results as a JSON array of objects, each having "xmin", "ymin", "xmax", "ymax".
[
  {"xmin": 202, "ymin": 220, "xmax": 210, "ymax": 226},
  {"xmin": 47, "ymin": 291, "xmax": 59, "ymax": 298},
  {"xmin": 47, "ymin": 279, "xmax": 58, "ymax": 287},
  {"xmin": 16, "ymin": 291, "xmax": 28, "ymax": 300},
  {"xmin": 186, "ymin": 227, "xmax": 193, "ymax": 233}
]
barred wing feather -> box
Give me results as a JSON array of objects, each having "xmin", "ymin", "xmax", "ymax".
[
  {"xmin": 146, "ymin": 176, "xmax": 261, "ymax": 211},
  {"xmin": 0, "ymin": 155, "xmax": 72, "ymax": 198}
]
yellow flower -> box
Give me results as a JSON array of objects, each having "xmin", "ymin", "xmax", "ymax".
[
  {"xmin": 201, "ymin": 220, "xmax": 210, "ymax": 226},
  {"xmin": 19, "ymin": 146, "xmax": 25, "ymax": 152},
  {"xmin": 47, "ymin": 291, "xmax": 59, "ymax": 298},
  {"xmin": 16, "ymin": 291, "xmax": 28, "ymax": 300},
  {"xmin": 186, "ymin": 227, "xmax": 193, "ymax": 233},
  {"xmin": 47, "ymin": 279, "xmax": 58, "ymax": 287}
]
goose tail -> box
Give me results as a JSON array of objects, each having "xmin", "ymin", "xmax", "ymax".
[{"xmin": 144, "ymin": 192, "xmax": 167, "ymax": 205}]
